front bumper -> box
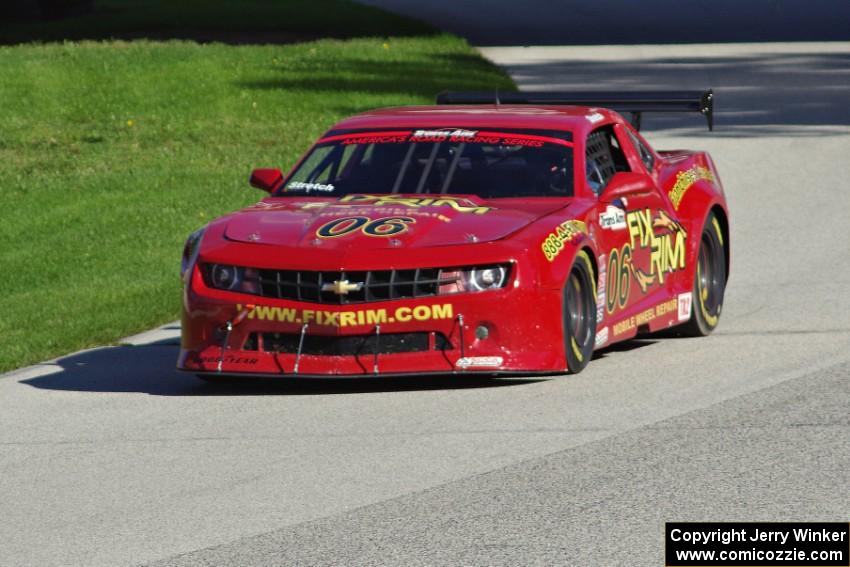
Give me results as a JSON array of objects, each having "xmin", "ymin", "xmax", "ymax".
[{"xmin": 178, "ymin": 268, "xmax": 566, "ymax": 377}]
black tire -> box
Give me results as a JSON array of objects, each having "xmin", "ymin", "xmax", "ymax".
[
  {"xmin": 563, "ymin": 250, "xmax": 597, "ymax": 374},
  {"xmin": 680, "ymin": 212, "xmax": 727, "ymax": 336}
]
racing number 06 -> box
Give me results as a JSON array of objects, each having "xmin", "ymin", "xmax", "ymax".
[
  {"xmin": 316, "ymin": 216, "xmax": 416, "ymax": 238},
  {"xmin": 606, "ymin": 246, "xmax": 631, "ymax": 313}
]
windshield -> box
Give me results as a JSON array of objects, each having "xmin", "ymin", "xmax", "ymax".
[{"xmin": 278, "ymin": 128, "xmax": 574, "ymax": 199}]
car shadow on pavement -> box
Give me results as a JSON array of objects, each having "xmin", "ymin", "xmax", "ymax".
[
  {"xmin": 591, "ymin": 339, "xmax": 657, "ymax": 361},
  {"xmin": 18, "ymin": 339, "xmax": 547, "ymax": 396}
]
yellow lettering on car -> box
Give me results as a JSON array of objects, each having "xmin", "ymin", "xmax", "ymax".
[
  {"xmin": 335, "ymin": 194, "xmax": 491, "ymax": 214},
  {"xmin": 236, "ymin": 303, "xmax": 454, "ymax": 327},
  {"xmin": 627, "ymin": 212, "xmax": 642, "ymax": 249},
  {"xmin": 321, "ymin": 311, "xmax": 339, "ymax": 326},
  {"xmin": 365, "ymin": 310, "xmax": 388, "ymax": 325},
  {"xmin": 412, "ymin": 305, "xmax": 431, "ymax": 321},
  {"xmin": 620, "ymin": 208, "xmax": 688, "ymax": 292},
  {"xmin": 668, "ymin": 165, "xmax": 714, "ymax": 210},
  {"xmin": 654, "ymin": 298, "xmax": 678, "ymax": 317},
  {"xmin": 612, "ymin": 298, "xmax": 679, "ymax": 337},
  {"xmin": 613, "ymin": 317, "xmax": 635, "ymax": 336},
  {"xmin": 541, "ymin": 220, "xmax": 587, "ymax": 262},
  {"xmin": 430, "ymin": 199, "xmax": 490, "ymax": 215},
  {"xmin": 431, "ymin": 303, "xmax": 453, "ymax": 320},
  {"xmin": 238, "ymin": 304, "xmax": 298, "ymax": 323}
]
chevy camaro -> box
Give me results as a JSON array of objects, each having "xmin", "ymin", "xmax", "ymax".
[{"xmin": 178, "ymin": 91, "xmax": 729, "ymax": 379}]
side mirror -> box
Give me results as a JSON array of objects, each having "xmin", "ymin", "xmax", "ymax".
[
  {"xmin": 599, "ymin": 171, "xmax": 655, "ymax": 203},
  {"xmin": 249, "ymin": 168, "xmax": 283, "ymax": 192}
]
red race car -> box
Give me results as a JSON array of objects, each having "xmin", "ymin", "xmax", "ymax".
[{"xmin": 178, "ymin": 91, "xmax": 728, "ymax": 379}]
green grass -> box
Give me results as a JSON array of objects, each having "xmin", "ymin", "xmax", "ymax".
[{"xmin": 0, "ymin": 4, "xmax": 514, "ymax": 372}]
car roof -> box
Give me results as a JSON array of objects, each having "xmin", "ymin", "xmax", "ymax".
[{"xmin": 327, "ymin": 105, "xmax": 621, "ymax": 138}]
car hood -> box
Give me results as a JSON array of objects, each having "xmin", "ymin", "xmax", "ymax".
[{"xmin": 223, "ymin": 195, "xmax": 569, "ymax": 249}]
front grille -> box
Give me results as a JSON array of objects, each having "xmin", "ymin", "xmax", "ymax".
[
  {"xmin": 258, "ymin": 268, "xmax": 444, "ymax": 304},
  {"xmin": 202, "ymin": 263, "xmax": 511, "ymax": 304},
  {"xmin": 256, "ymin": 331, "xmax": 451, "ymax": 356}
]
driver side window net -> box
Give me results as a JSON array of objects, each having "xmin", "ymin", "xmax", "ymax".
[{"xmin": 585, "ymin": 126, "xmax": 629, "ymax": 194}]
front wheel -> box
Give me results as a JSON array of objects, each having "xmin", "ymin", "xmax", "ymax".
[
  {"xmin": 680, "ymin": 212, "xmax": 727, "ymax": 336},
  {"xmin": 563, "ymin": 250, "xmax": 597, "ymax": 374}
]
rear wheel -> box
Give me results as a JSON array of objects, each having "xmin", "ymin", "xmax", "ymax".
[
  {"xmin": 563, "ymin": 250, "xmax": 597, "ymax": 374},
  {"xmin": 681, "ymin": 212, "xmax": 726, "ymax": 336}
]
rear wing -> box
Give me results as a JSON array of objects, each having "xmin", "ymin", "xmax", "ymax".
[{"xmin": 435, "ymin": 90, "xmax": 714, "ymax": 131}]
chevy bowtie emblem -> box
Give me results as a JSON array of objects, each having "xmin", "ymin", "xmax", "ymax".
[{"xmin": 321, "ymin": 279, "xmax": 364, "ymax": 295}]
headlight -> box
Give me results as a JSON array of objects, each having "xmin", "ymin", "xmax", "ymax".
[
  {"xmin": 205, "ymin": 264, "xmax": 261, "ymax": 294},
  {"xmin": 466, "ymin": 266, "xmax": 507, "ymax": 291},
  {"xmin": 181, "ymin": 227, "xmax": 206, "ymax": 281},
  {"xmin": 439, "ymin": 264, "xmax": 510, "ymax": 294},
  {"xmin": 210, "ymin": 264, "xmax": 240, "ymax": 290}
]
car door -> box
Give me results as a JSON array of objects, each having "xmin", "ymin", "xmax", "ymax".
[
  {"xmin": 587, "ymin": 124, "xmax": 682, "ymax": 340},
  {"xmin": 618, "ymin": 123, "xmax": 689, "ymax": 299}
]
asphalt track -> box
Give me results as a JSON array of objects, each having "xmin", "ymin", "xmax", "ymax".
[{"xmin": 2, "ymin": 7, "xmax": 850, "ymax": 567}]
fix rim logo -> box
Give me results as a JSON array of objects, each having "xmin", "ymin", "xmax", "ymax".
[
  {"xmin": 299, "ymin": 194, "xmax": 492, "ymax": 215},
  {"xmin": 605, "ymin": 209, "xmax": 688, "ymax": 313},
  {"xmin": 626, "ymin": 208, "xmax": 687, "ymax": 292}
]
